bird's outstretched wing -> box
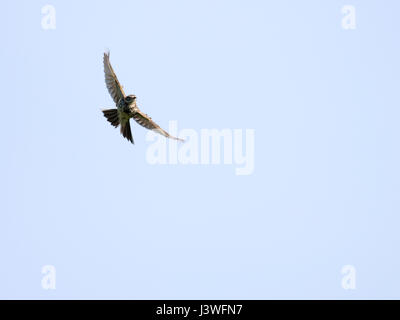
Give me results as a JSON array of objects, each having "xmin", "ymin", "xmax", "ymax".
[
  {"xmin": 132, "ymin": 110, "xmax": 184, "ymax": 142},
  {"xmin": 103, "ymin": 51, "xmax": 125, "ymax": 104}
]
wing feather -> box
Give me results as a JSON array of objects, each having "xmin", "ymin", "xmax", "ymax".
[
  {"xmin": 132, "ymin": 110, "xmax": 184, "ymax": 142},
  {"xmin": 103, "ymin": 51, "xmax": 125, "ymax": 104}
]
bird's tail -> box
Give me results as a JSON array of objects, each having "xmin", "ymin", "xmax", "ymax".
[
  {"xmin": 102, "ymin": 108, "xmax": 120, "ymax": 128},
  {"xmin": 120, "ymin": 119, "xmax": 134, "ymax": 144}
]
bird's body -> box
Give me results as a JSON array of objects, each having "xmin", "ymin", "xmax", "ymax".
[
  {"xmin": 117, "ymin": 96, "xmax": 134, "ymax": 114},
  {"xmin": 102, "ymin": 51, "xmax": 183, "ymax": 144}
]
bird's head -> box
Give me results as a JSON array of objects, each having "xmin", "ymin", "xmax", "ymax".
[{"xmin": 125, "ymin": 95, "xmax": 136, "ymax": 105}]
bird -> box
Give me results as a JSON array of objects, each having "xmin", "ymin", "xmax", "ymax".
[{"xmin": 102, "ymin": 51, "xmax": 184, "ymax": 144}]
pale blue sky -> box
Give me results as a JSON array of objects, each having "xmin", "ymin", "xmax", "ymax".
[{"xmin": 1, "ymin": 0, "xmax": 400, "ymax": 299}]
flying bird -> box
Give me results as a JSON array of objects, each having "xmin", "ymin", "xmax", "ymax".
[{"xmin": 102, "ymin": 51, "xmax": 184, "ymax": 144}]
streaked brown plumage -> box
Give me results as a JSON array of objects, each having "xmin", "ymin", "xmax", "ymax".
[{"xmin": 102, "ymin": 51, "xmax": 184, "ymax": 144}]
